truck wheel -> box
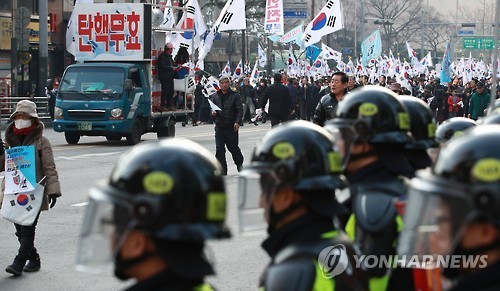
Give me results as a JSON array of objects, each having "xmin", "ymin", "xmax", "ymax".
[
  {"xmin": 106, "ymin": 134, "xmax": 122, "ymax": 141},
  {"xmin": 65, "ymin": 132, "xmax": 80, "ymax": 145},
  {"xmin": 167, "ymin": 119, "xmax": 175, "ymax": 137},
  {"xmin": 157, "ymin": 118, "xmax": 175, "ymax": 139},
  {"xmin": 126, "ymin": 119, "xmax": 142, "ymax": 145}
]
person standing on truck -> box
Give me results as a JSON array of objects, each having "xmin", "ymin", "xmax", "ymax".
[
  {"xmin": 210, "ymin": 76, "xmax": 244, "ymax": 175},
  {"xmin": 157, "ymin": 43, "xmax": 175, "ymax": 111}
]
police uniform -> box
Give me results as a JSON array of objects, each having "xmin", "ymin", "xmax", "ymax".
[
  {"xmin": 76, "ymin": 139, "xmax": 231, "ymax": 290},
  {"xmin": 325, "ymin": 86, "xmax": 416, "ymax": 290},
  {"xmin": 238, "ymin": 121, "xmax": 368, "ymax": 291}
]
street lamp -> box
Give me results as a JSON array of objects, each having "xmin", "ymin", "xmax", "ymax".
[{"xmin": 393, "ymin": 42, "xmax": 399, "ymax": 56}]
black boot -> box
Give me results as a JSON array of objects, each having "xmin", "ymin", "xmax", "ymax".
[
  {"xmin": 6, "ymin": 257, "xmax": 26, "ymax": 276},
  {"xmin": 24, "ymin": 249, "xmax": 40, "ymax": 272}
]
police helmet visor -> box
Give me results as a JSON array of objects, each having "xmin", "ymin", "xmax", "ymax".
[
  {"xmin": 398, "ymin": 173, "xmax": 471, "ymax": 267},
  {"xmin": 325, "ymin": 120, "xmax": 357, "ymax": 171},
  {"xmin": 237, "ymin": 164, "xmax": 285, "ymax": 236},
  {"xmin": 76, "ymin": 187, "xmax": 133, "ymax": 273}
]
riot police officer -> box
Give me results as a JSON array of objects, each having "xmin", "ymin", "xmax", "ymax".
[
  {"xmin": 76, "ymin": 139, "xmax": 230, "ymax": 290},
  {"xmin": 324, "ymin": 86, "xmax": 414, "ymax": 290},
  {"xmin": 399, "ymin": 96, "xmax": 438, "ymax": 170},
  {"xmin": 398, "ymin": 125, "xmax": 500, "ymax": 290},
  {"xmin": 430, "ymin": 117, "xmax": 477, "ymax": 162},
  {"xmin": 238, "ymin": 120, "xmax": 367, "ymax": 290}
]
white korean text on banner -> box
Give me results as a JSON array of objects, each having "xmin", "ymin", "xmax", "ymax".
[
  {"xmin": 264, "ymin": 0, "xmax": 284, "ymax": 35},
  {"xmin": 67, "ymin": 3, "xmax": 149, "ymax": 62},
  {"xmin": 4, "ymin": 145, "xmax": 36, "ymax": 194}
]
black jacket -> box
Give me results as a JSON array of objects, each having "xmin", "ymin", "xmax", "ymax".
[
  {"xmin": 210, "ymin": 89, "xmax": 243, "ymax": 127},
  {"xmin": 157, "ymin": 52, "xmax": 174, "ymax": 81},
  {"xmin": 260, "ymin": 214, "xmax": 367, "ymax": 291},
  {"xmin": 448, "ymin": 261, "xmax": 500, "ymax": 291},
  {"xmin": 260, "ymin": 83, "xmax": 292, "ymax": 114},
  {"xmin": 126, "ymin": 269, "xmax": 212, "ymax": 291},
  {"xmin": 312, "ymin": 93, "xmax": 340, "ymax": 126}
]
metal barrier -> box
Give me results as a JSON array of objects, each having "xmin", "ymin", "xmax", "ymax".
[{"xmin": 0, "ymin": 96, "xmax": 52, "ymax": 131}]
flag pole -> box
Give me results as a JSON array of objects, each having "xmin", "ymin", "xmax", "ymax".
[{"xmin": 488, "ymin": 0, "xmax": 499, "ymax": 114}]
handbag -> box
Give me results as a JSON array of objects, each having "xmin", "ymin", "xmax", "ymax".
[{"xmin": 1, "ymin": 179, "xmax": 45, "ymax": 226}]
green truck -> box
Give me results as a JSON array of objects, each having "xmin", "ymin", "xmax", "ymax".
[{"xmin": 53, "ymin": 2, "xmax": 194, "ymax": 145}]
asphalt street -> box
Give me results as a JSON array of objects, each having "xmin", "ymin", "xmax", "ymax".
[{"xmin": 0, "ymin": 121, "xmax": 271, "ymax": 291}]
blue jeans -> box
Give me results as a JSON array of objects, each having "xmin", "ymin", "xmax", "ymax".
[{"xmin": 215, "ymin": 126, "xmax": 244, "ymax": 175}]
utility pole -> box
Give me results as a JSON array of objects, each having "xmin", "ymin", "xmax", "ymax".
[
  {"xmin": 420, "ymin": 10, "xmax": 424, "ymax": 58},
  {"xmin": 360, "ymin": 0, "xmax": 365, "ymax": 43},
  {"xmin": 38, "ymin": 0, "xmax": 48, "ymax": 97},
  {"xmin": 242, "ymin": 29, "xmax": 246, "ymax": 74},
  {"xmin": 488, "ymin": 0, "xmax": 499, "ymax": 114},
  {"xmin": 11, "ymin": 0, "xmax": 18, "ymax": 97},
  {"xmin": 354, "ymin": 0, "xmax": 357, "ymax": 58},
  {"xmin": 267, "ymin": 37, "xmax": 272, "ymax": 76}
]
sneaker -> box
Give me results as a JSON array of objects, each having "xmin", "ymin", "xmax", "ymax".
[{"xmin": 253, "ymin": 121, "xmax": 258, "ymax": 126}]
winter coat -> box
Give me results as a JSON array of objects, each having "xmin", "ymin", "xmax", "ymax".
[
  {"xmin": 210, "ymin": 89, "xmax": 243, "ymax": 127},
  {"xmin": 0, "ymin": 122, "xmax": 61, "ymax": 211}
]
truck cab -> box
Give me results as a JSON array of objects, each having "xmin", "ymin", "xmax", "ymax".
[{"xmin": 53, "ymin": 62, "xmax": 154, "ymax": 145}]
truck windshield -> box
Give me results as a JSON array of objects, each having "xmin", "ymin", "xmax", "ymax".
[{"xmin": 59, "ymin": 67, "xmax": 125, "ymax": 99}]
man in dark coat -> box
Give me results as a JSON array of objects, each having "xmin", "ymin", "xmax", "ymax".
[
  {"xmin": 259, "ymin": 73, "xmax": 294, "ymax": 127},
  {"xmin": 210, "ymin": 76, "xmax": 244, "ymax": 175},
  {"xmin": 157, "ymin": 43, "xmax": 175, "ymax": 111}
]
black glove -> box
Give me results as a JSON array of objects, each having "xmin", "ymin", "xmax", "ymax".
[{"xmin": 48, "ymin": 194, "xmax": 58, "ymax": 208}]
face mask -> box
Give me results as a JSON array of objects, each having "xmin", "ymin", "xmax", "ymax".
[{"xmin": 14, "ymin": 119, "xmax": 32, "ymax": 129}]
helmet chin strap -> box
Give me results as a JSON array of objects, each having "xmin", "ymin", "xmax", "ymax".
[
  {"xmin": 267, "ymin": 201, "xmax": 304, "ymax": 234},
  {"xmin": 114, "ymin": 250, "xmax": 157, "ymax": 280},
  {"xmin": 443, "ymin": 240, "xmax": 500, "ymax": 279}
]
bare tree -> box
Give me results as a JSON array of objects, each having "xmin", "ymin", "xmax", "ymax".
[
  {"xmin": 423, "ymin": 9, "xmax": 454, "ymax": 60},
  {"xmin": 364, "ymin": 0, "xmax": 424, "ymax": 56},
  {"xmin": 456, "ymin": 0, "xmax": 495, "ymax": 35}
]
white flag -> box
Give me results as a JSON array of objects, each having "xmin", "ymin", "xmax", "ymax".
[
  {"xmin": 220, "ymin": 60, "xmax": 231, "ymax": 78},
  {"xmin": 198, "ymin": 27, "xmax": 217, "ymax": 62},
  {"xmin": 213, "ymin": 0, "xmax": 246, "ymax": 32},
  {"xmin": 321, "ymin": 43, "xmax": 342, "ymax": 63},
  {"xmin": 159, "ymin": 0, "xmax": 176, "ymax": 29},
  {"xmin": 170, "ymin": 0, "xmax": 207, "ymax": 55},
  {"xmin": 302, "ymin": 0, "xmax": 344, "ymax": 47},
  {"xmin": 233, "ymin": 59, "xmax": 243, "ymax": 79},
  {"xmin": 258, "ymin": 44, "xmax": 267, "ymax": 67},
  {"xmin": 249, "ymin": 60, "xmax": 260, "ymax": 87},
  {"xmin": 208, "ymin": 98, "xmax": 222, "ymax": 111},
  {"xmin": 287, "ymin": 45, "xmax": 299, "ymax": 76}
]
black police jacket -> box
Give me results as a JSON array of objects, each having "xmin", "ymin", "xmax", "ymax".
[
  {"xmin": 260, "ymin": 214, "xmax": 368, "ymax": 291},
  {"xmin": 126, "ymin": 269, "xmax": 214, "ymax": 291},
  {"xmin": 210, "ymin": 89, "xmax": 243, "ymax": 127},
  {"xmin": 312, "ymin": 93, "xmax": 340, "ymax": 127},
  {"xmin": 344, "ymin": 160, "xmax": 414, "ymax": 291},
  {"xmin": 448, "ymin": 261, "xmax": 500, "ymax": 291}
]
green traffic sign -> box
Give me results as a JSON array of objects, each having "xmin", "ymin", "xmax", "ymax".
[{"xmin": 463, "ymin": 37, "xmax": 496, "ymax": 49}]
